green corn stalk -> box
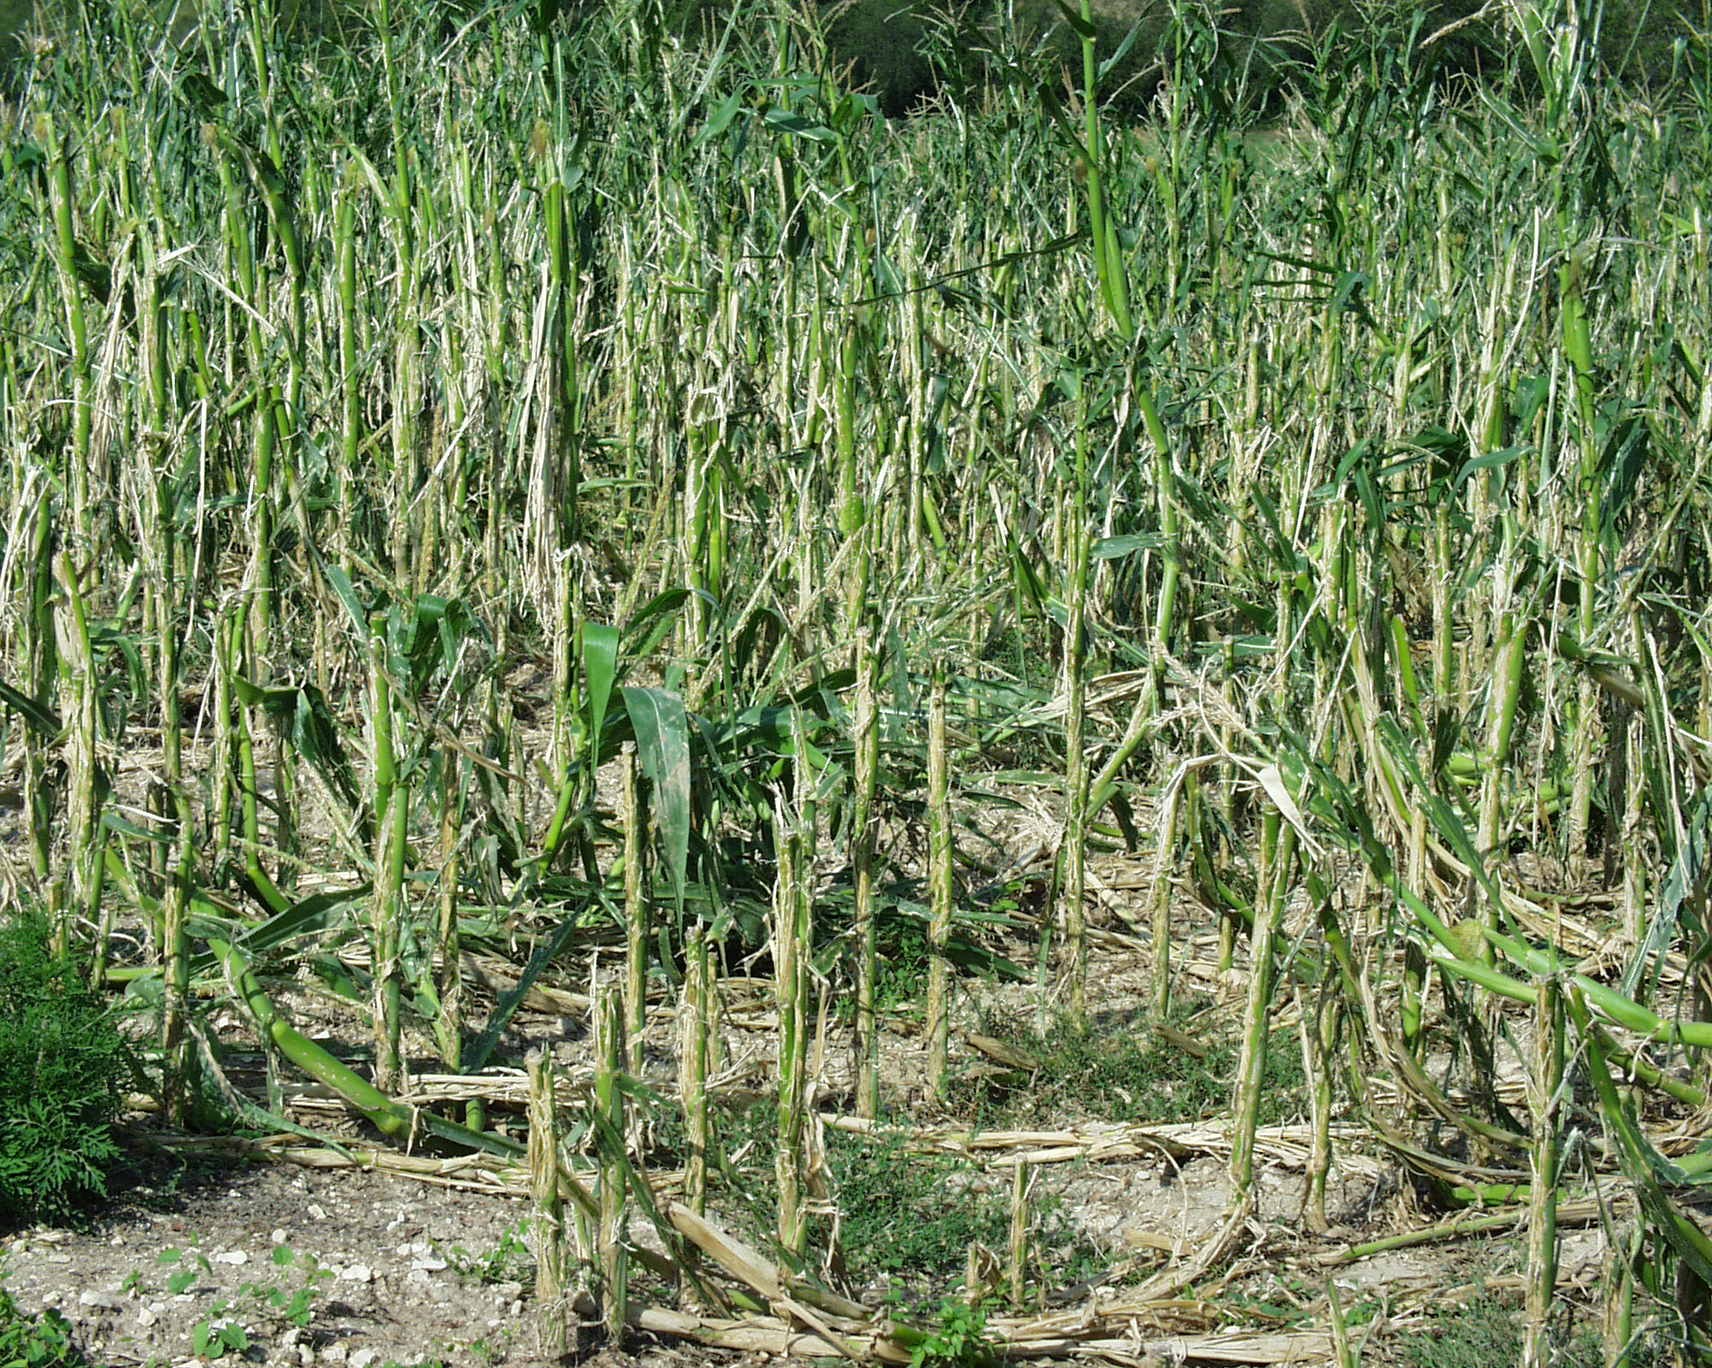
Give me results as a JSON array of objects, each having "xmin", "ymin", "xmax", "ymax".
[
  {"xmin": 773, "ymin": 786, "xmax": 812, "ymax": 1258},
  {"xmin": 1149, "ymin": 768, "xmax": 1184, "ymax": 1021},
  {"xmin": 53, "ymin": 553, "xmax": 102, "ymax": 966},
  {"xmin": 335, "ymin": 160, "xmax": 362, "ymax": 568},
  {"xmin": 369, "ymin": 615, "xmax": 407, "ymax": 1094},
  {"xmin": 1523, "ymin": 975, "xmax": 1565, "ymax": 1368},
  {"xmin": 40, "ymin": 115, "xmax": 92, "ymax": 539},
  {"xmin": 622, "ymin": 743, "xmax": 649, "ymax": 1074},
  {"xmin": 433, "ymin": 752, "xmax": 473, "ymax": 1127},
  {"xmin": 679, "ymin": 924, "xmax": 712, "ymax": 1217},
  {"xmin": 18, "ymin": 491, "xmax": 58, "ymax": 914},
  {"xmin": 528, "ymin": 1048, "xmax": 571, "ymax": 1359},
  {"xmin": 851, "ymin": 626, "xmax": 881, "ymax": 1119},
  {"xmin": 925, "ymin": 666, "xmax": 954, "ymax": 1097},
  {"xmin": 1560, "ymin": 253, "xmax": 1601, "ymax": 856},
  {"xmin": 596, "ymin": 987, "xmax": 628, "ymax": 1340},
  {"xmin": 1297, "ymin": 980, "xmax": 1338, "ymax": 1234},
  {"xmin": 211, "ymin": 936, "xmax": 517, "ymax": 1157},
  {"xmin": 836, "ymin": 317, "xmax": 868, "ymax": 637},
  {"xmin": 1229, "ymin": 807, "xmax": 1295, "ymax": 1195},
  {"xmin": 1008, "ymin": 1162, "xmax": 1031, "ymax": 1309},
  {"xmin": 140, "ymin": 248, "xmax": 194, "ymax": 1118},
  {"xmin": 1069, "ymin": 0, "xmax": 1132, "ymax": 341},
  {"xmin": 211, "ymin": 614, "xmax": 236, "ymax": 870},
  {"xmin": 1060, "ymin": 408, "xmax": 1091, "ymax": 1025},
  {"xmin": 1477, "ymin": 515, "xmax": 1527, "ymax": 946}
]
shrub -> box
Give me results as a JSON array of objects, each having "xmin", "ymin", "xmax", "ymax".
[{"xmin": 0, "ymin": 909, "xmax": 131, "ymax": 1229}]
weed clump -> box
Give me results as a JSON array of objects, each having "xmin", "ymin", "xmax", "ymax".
[
  {"xmin": 952, "ymin": 1005, "xmax": 1307, "ymax": 1128},
  {"xmin": 0, "ymin": 1281, "xmax": 88, "ymax": 1366},
  {"xmin": 832, "ymin": 1132, "xmax": 1010, "ymax": 1289},
  {"xmin": 0, "ymin": 909, "xmax": 132, "ymax": 1228}
]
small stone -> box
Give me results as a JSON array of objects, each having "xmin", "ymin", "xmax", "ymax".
[
  {"xmin": 307, "ymin": 1203, "xmax": 327, "ymax": 1221},
  {"xmin": 321, "ymin": 1345, "xmax": 347, "ymax": 1364},
  {"xmin": 137, "ymin": 1306, "xmax": 158, "ymax": 1328},
  {"xmin": 349, "ymin": 1349, "xmax": 378, "ymax": 1368},
  {"xmin": 509, "ymin": 1300, "xmax": 522, "ymax": 1318},
  {"xmin": 78, "ymin": 1291, "xmax": 121, "ymax": 1311},
  {"xmin": 337, "ymin": 1264, "xmax": 373, "ymax": 1284},
  {"xmin": 213, "ymin": 1250, "xmax": 247, "ymax": 1266},
  {"xmin": 271, "ymin": 1229, "xmax": 289, "ymax": 1245},
  {"xmin": 44, "ymin": 1254, "xmax": 71, "ymax": 1265},
  {"xmin": 494, "ymin": 1281, "xmax": 523, "ymax": 1302},
  {"xmin": 298, "ymin": 1346, "xmax": 316, "ymax": 1367},
  {"xmin": 405, "ymin": 1269, "xmax": 431, "ymax": 1287},
  {"xmin": 409, "ymin": 1255, "xmax": 446, "ymax": 1272}
]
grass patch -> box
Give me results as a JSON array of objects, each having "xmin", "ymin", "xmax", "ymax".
[
  {"xmin": 951, "ymin": 1004, "xmax": 1307, "ymax": 1129},
  {"xmin": 832, "ymin": 1131, "xmax": 1010, "ymax": 1289},
  {"xmin": 828, "ymin": 1129, "xmax": 1098, "ymax": 1302},
  {"xmin": 1401, "ymin": 1294, "xmax": 1609, "ymax": 1368}
]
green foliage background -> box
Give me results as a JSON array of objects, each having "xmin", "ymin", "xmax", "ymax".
[{"xmin": 0, "ymin": 0, "xmax": 1703, "ymax": 105}]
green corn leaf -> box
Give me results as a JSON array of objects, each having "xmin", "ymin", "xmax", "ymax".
[
  {"xmin": 320, "ymin": 562, "xmax": 370, "ymax": 637},
  {"xmin": 1572, "ymin": 991, "xmax": 1712, "ymax": 1284},
  {"xmin": 623, "ymin": 686, "xmax": 691, "ymax": 910},
  {"xmin": 762, "ymin": 109, "xmax": 837, "ymax": 143},
  {"xmin": 693, "ymin": 90, "xmax": 745, "ymax": 148},
  {"xmin": 1050, "ymin": 0, "xmax": 1097, "ymax": 39},
  {"xmin": 1091, "ymin": 532, "xmax": 1163, "ymax": 560},
  {"xmin": 582, "ymin": 622, "xmax": 620, "ymax": 764},
  {"xmin": 463, "ymin": 900, "xmax": 606, "ymax": 1073},
  {"xmin": 0, "ymin": 678, "xmax": 64, "ymax": 736}
]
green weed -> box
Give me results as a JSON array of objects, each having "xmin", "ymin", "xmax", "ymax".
[
  {"xmin": 951, "ymin": 1005, "xmax": 1307, "ymax": 1129},
  {"xmin": 0, "ymin": 1282, "xmax": 87, "ymax": 1368},
  {"xmin": 0, "ymin": 908, "xmax": 131, "ymax": 1228},
  {"xmin": 829, "ymin": 1130, "xmax": 1094, "ymax": 1299},
  {"xmin": 907, "ymin": 1297, "xmax": 995, "ymax": 1368},
  {"xmin": 1401, "ymin": 1295, "xmax": 1607, "ymax": 1368},
  {"xmin": 443, "ymin": 1221, "xmax": 534, "ymax": 1286}
]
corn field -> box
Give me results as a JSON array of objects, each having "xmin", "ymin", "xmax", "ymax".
[{"xmin": 5, "ymin": 0, "xmax": 1712, "ymax": 1361}]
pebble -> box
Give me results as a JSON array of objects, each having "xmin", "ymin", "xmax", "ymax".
[
  {"xmin": 307, "ymin": 1203, "xmax": 327, "ymax": 1221},
  {"xmin": 337, "ymin": 1264, "xmax": 373, "ymax": 1284},
  {"xmin": 78, "ymin": 1291, "xmax": 121, "ymax": 1311},
  {"xmin": 322, "ymin": 1346, "xmax": 347, "ymax": 1364},
  {"xmin": 137, "ymin": 1306, "xmax": 158, "ymax": 1328},
  {"xmin": 213, "ymin": 1250, "xmax": 247, "ymax": 1265},
  {"xmin": 350, "ymin": 1349, "xmax": 378, "ymax": 1368},
  {"xmin": 272, "ymin": 1228, "xmax": 290, "ymax": 1245}
]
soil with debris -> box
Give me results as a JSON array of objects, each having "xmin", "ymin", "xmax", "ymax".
[
  {"xmin": 1, "ymin": 1156, "xmax": 633, "ymax": 1367},
  {"xmin": 0, "ymin": 834, "xmax": 1616, "ymax": 1368}
]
